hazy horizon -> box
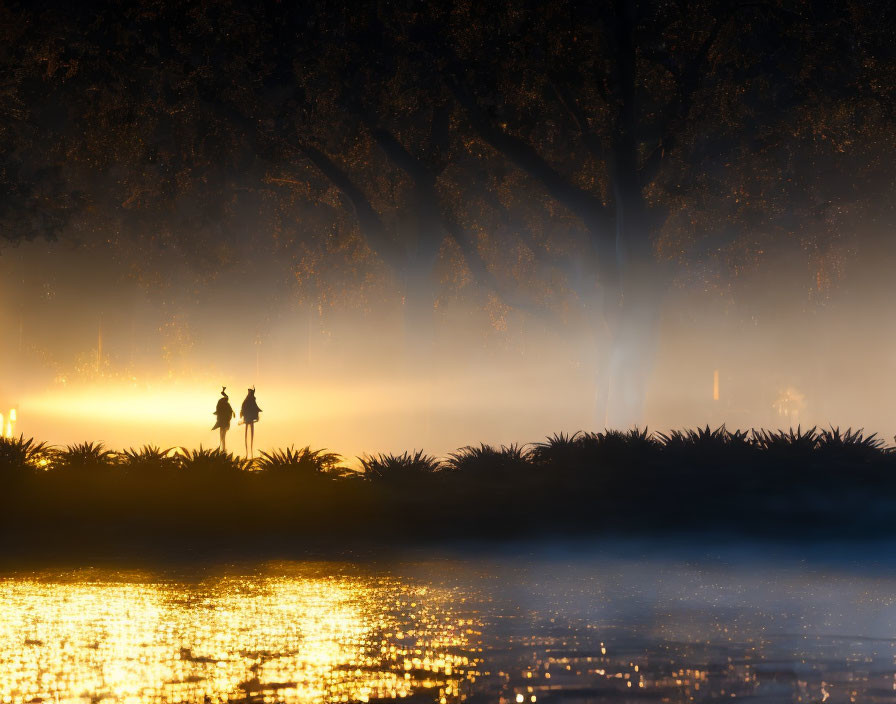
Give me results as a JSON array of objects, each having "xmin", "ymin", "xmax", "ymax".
[{"xmin": 3, "ymin": 224, "xmax": 894, "ymax": 459}]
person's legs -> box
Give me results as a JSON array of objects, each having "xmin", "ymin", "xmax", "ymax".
[
  {"xmin": 219, "ymin": 427, "xmax": 227, "ymax": 452},
  {"xmin": 249, "ymin": 423, "xmax": 255, "ymax": 458},
  {"xmin": 244, "ymin": 424, "xmax": 249, "ymax": 457}
]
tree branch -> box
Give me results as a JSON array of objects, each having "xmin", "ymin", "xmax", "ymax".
[
  {"xmin": 640, "ymin": 9, "xmax": 733, "ymax": 183},
  {"xmin": 296, "ymin": 142, "xmax": 403, "ymax": 268},
  {"xmin": 440, "ymin": 63, "xmax": 615, "ymax": 269},
  {"xmin": 548, "ymin": 77, "xmax": 608, "ymax": 164},
  {"xmin": 365, "ymin": 123, "xmax": 552, "ymax": 313}
]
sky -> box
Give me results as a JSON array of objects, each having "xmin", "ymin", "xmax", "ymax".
[{"xmin": 1, "ymin": 1, "xmax": 894, "ymax": 458}]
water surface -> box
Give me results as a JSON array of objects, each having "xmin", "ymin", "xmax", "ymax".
[{"xmin": 2, "ymin": 553, "xmax": 896, "ymax": 703}]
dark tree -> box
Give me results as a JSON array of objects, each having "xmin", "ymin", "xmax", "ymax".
[{"xmin": 2, "ymin": 0, "xmax": 894, "ymax": 422}]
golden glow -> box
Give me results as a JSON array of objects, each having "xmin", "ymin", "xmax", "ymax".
[
  {"xmin": 22, "ymin": 380, "xmax": 420, "ymax": 434},
  {"xmin": 773, "ymin": 386, "xmax": 806, "ymax": 423},
  {"xmin": 17, "ymin": 369, "xmax": 583, "ymax": 461},
  {"xmin": 712, "ymin": 370, "xmax": 719, "ymax": 401},
  {"xmin": 0, "ymin": 566, "xmax": 477, "ymax": 703},
  {"xmin": 26, "ymin": 386, "xmax": 218, "ymax": 427}
]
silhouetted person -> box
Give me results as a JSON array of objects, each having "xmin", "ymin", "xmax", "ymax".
[
  {"xmin": 240, "ymin": 387, "xmax": 262, "ymax": 458},
  {"xmin": 211, "ymin": 386, "xmax": 235, "ymax": 452}
]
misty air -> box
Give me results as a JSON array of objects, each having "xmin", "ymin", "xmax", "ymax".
[{"xmin": 1, "ymin": 1, "xmax": 895, "ymax": 702}]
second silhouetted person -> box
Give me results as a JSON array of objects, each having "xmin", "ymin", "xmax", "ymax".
[{"xmin": 240, "ymin": 387, "xmax": 262, "ymax": 458}]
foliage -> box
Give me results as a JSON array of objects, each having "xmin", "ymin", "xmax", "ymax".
[
  {"xmin": 815, "ymin": 427, "xmax": 885, "ymax": 463},
  {"xmin": 255, "ymin": 446, "xmax": 343, "ymax": 477},
  {"xmin": 0, "ymin": 435, "xmax": 51, "ymax": 473},
  {"xmin": 529, "ymin": 429, "xmax": 662, "ymax": 471},
  {"xmin": 750, "ymin": 426, "xmax": 820, "ymax": 453},
  {"xmin": 176, "ymin": 447, "xmax": 250, "ymax": 474},
  {"xmin": 529, "ymin": 432, "xmax": 586, "ymax": 468},
  {"xmin": 447, "ymin": 443, "xmax": 530, "ymax": 478},
  {"xmin": 578, "ymin": 428, "xmax": 660, "ymax": 457},
  {"xmin": 5, "ymin": 427, "xmax": 896, "ymax": 552},
  {"xmin": 657, "ymin": 425, "xmax": 751, "ymax": 451},
  {"xmin": 120, "ymin": 446, "xmax": 179, "ymax": 474},
  {"xmin": 359, "ymin": 450, "xmax": 442, "ymax": 484},
  {"xmin": 817, "ymin": 426, "xmax": 883, "ymax": 449},
  {"xmin": 53, "ymin": 442, "xmax": 117, "ymax": 473},
  {"xmin": 655, "ymin": 426, "xmax": 755, "ymax": 471},
  {"xmin": 2, "ymin": 0, "xmax": 892, "ymax": 311}
]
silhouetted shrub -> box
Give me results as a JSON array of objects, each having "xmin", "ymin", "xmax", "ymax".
[
  {"xmin": 657, "ymin": 425, "xmax": 750, "ymax": 452},
  {"xmin": 5, "ymin": 425, "xmax": 896, "ymax": 553},
  {"xmin": 447, "ymin": 443, "xmax": 530, "ymax": 479},
  {"xmin": 359, "ymin": 450, "xmax": 442, "ymax": 484},
  {"xmin": 751, "ymin": 426, "xmax": 819, "ymax": 453},
  {"xmin": 656, "ymin": 426, "xmax": 755, "ymax": 477},
  {"xmin": 256, "ymin": 446, "xmax": 343, "ymax": 477},
  {"xmin": 0, "ymin": 435, "xmax": 51, "ymax": 474},
  {"xmin": 120, "ymin": 445, "xmax": 179, "ymax": 475},
  {"xmin": 577, "ymin": 428, "xmax": 660, "ymax": 464},
  {"xmin": 177, "ymin": 447, "xmax": 250, "ymax": 474},
  {"xmin": 529, "ymin": 432, "xmax": 584, "ymax": 468},
  {"xmin": 815, "ymin": 427, "xmax": 884, "ymax": 461},
  {"xmin": 53, "ymin": 442, "xmax": 117, "ymax": 473}
]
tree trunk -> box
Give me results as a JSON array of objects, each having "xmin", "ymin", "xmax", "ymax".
[
  {"xmin": 601, "ymin": 275, "xmax": 664, "ymax": 429},
  {"xmin": 598, "ymin": 188, "xmax": 666, "ymax": 429},
  {"xmin": 393, "ymin": 198, "xmax": 444, "ymax": 444},
  {"xmin": 400, "ymin": 253, "xmax": 438, "ymax": 371}
]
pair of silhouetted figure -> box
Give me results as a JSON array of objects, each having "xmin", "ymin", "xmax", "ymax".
[{"xmin": 212, "ymin": 386, "xmax": 262, "ymax": 457}]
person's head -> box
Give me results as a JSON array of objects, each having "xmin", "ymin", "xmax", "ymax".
[
  {"xmin": 247, "ymin": 387, "xmax": 255, "ymax": 396},
  {"xmin": 221, "ymin": 386, "xmax": 228, "ymax": 399}
]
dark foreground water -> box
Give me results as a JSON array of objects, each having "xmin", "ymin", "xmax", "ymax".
[{"xmin": 3, "ymin": 550, "xmax": 896, "ymax": 703}]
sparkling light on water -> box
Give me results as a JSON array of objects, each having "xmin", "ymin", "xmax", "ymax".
[
  {"xmin": 3, "ymin": 559, "xmax": 896, "ymax": 704},
  {"xmin": 0, "ymin": 566, "xmax": 475, "ymax": 703}
]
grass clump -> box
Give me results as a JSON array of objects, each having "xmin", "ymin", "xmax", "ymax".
[
  {"xmin": 657, "ymin": 425, "xmax": 751, "ymax": 451},
  {"xmin": 577, "ymin": 427, "xmax": 660, "ymax": 462},
  {"xmin": 177, "ymin": 447, "xmax": 250, "ymax": 474},
  {"xmin": 120, "ymin": 446, "xmax": 179, "ymax": 475},
  {"xmin": 816, "ymin": 427, "xmax": 883, "ymax": 457},
  {"xmin": 255, "ymin": 446, "xmax": 343, "ymax": 477},
  {"xmin": 53, "ymin": 442, "xmax": 116, "ymax": 473},
  {"xmin": 447, "ymin": 443, "xmax": 529, "ymax": 478},
  {"xmin": 0, "ymin": 435, "xmax": 51, "ymax": 474},
  {"xmin": 751, "ymin": 425, "xmax": 819, "ymax": 453},
  {"xmin": 359, "ymin": 450, "xmax": 442, "ymax": 484},
  {"xmin": 529, "ymin": 432, "xmax": 584, "ymax": 468}
]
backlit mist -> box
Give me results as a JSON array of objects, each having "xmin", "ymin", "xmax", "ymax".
[{"xmin": 2, "ymin": 223, "xmax": 894, "ymax": 459}]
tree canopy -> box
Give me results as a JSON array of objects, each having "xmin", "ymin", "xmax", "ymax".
[{"xmin": 3, "ymin": 0, "xmax": 894, "ymax": 419}]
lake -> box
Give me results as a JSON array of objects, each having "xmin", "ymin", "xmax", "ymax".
[{"xmin": 2, "ymin": 548, "xmax": 896, "ymax": 703}]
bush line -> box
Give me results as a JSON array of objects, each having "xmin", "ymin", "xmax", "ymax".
[{"xmin": 1, "ymin": 426, "xmax": 894, "ymax": 549}]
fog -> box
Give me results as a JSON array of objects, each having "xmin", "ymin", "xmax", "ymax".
[{"xmin": 1, "ymin": 226, "xmax": 894, "ymax": 461}]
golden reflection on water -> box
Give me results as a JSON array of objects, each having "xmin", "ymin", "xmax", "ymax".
[
  {"xmin": 5, "ymin": 561, "xmax": 896, "ymax": 703},
  {"xmin": 0, "ymin": 566, "xmax": 477, "ymax": 703}
]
